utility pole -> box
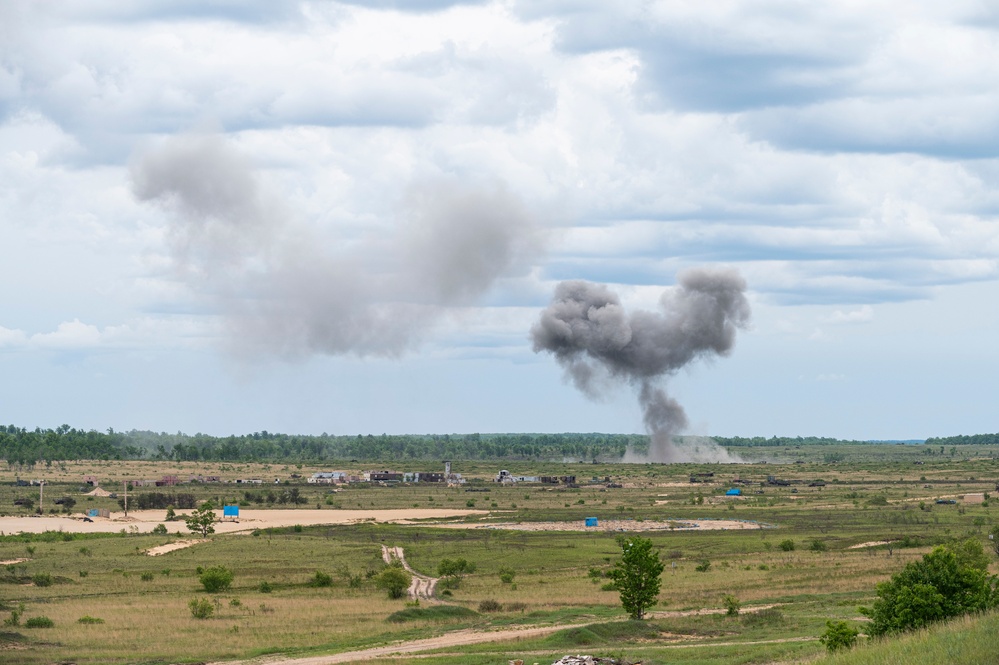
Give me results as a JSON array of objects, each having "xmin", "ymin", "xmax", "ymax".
[
  {"xmin": 38, "ymin": 480, "xmax": 44, "ymax": 513},
  {"xmin": 123, "ymin": 481, "xmax": 128, "ymax": 517}
]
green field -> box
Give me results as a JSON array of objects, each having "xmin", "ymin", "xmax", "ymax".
[{"xmin": 1, "ymin": 444, "xmax": 997, "ymax": 664}]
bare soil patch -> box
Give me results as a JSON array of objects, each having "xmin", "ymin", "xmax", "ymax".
[
  {"xmin": 145, "ymin": 539, "xmax": 206, "ymax": 556},
  {"xmin": 433, "ymin": 518, "xmax": 773, "ymax": 532},
  {"xmin": 0, "ymin": 508, "xmax": 486, "ymax": 535},
  {"xmin": 848, "ymin": 540, "xmax": 891, "ymax": 549}
]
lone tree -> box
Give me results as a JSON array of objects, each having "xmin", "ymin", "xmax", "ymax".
[
  {"xmin": 860, "ymin": 539, "xmax": 998, "ymax": 636},
  {"xmin": 608, "ymin": 535, "xmax": 664, "ymax": 620},
  {"xmin": 185, "ymin": 501, "xmax": 217, "ymax": 538}
]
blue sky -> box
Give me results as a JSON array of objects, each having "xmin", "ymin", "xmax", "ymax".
[{"xmin": 1, "ymin": 1, "xmax": 997, "ymax": 440}]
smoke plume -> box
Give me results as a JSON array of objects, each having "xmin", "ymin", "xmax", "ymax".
[
  {"xmin": 131, "ymin": 133, "xmax": 542, "ymax": 358},
  {"xmin": 531, "ymin": 269, "xmax": 750, "ymax": 462}
]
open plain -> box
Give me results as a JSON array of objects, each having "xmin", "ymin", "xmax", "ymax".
[{"xmin": 1, "ymin": 444, "xmax": 998, "ymax": 665}]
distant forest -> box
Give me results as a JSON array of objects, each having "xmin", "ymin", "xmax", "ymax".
[{"xmin": 0, "ymin": 424, "xmax": 995, "ymax": 466}]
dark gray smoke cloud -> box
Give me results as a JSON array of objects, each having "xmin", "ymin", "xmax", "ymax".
[
  {"xmin": 531, "ymin": 269, "xmax": 750, "ymax": 462},
  {"xmin": 131, "ymin": 133, "xmax": 542, "ymax": 358}
]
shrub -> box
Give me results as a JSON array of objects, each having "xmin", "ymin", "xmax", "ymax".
[
  {"xmin": 25, "ymin": 616, "xmax": 54, "ymax": 628},
  {"xmin": 376, "ymin": 566, "xmax": 412, "ymax": 599},
  {"xmin": 820, "ymin": 620, "xmax": 859, "ymax": 651},
  {"xmin": 3, "ymin": 604, "xmax": 24, "ymax": 626},
  {"xmin": 77, "ymin": 615, "xmax": 105, "ymax": 624},
  {"xmin": 199, "ymin": 566, "xmax": 234, "ymax": 593},
  {"xmin": 695, "ymin": 560, "xmax": 711, "ymax": 572},
  {"xmin": 810, "ymin": 539, "xmax": 828, "ymax": 552},
  {"xmin": 778, "ymin": 539, "xmax": 795, "ymax": 552},
  {"xmin": 723, "ymin": 594, "xmax": 741, "ymax": 616},
  {"xmin": 478, "ymin": 599, "xmax": 502, "ymax": 612},
  {"xmin": 311, "ymin": 571, "xmax": 333, "ymax": 587},
  {"xmin": 152, "ymin": 523, "xmax": 168, "ymax": 535},
  {"xmin": 258, "ymin": 581, "xmax": 273, "ymax": 593},
  {"xmin": 498, "ymin": 567, "xmax": 516, "ymax": 584},
  {"xmin": 189, "ymin": 597, "xmax": 214, "ymax": 619},
  {"xmin": 140, "ymin": 571, "xmax": 155, "ymax": 582},
  {"xmin": 32, "ymin": 572, "xmax": 53, "ymax": 587},
  {"xmin": 860, "ymin": 540, "xmax": 997, "ymax": 636}
]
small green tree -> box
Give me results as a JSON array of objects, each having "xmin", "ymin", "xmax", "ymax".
[
  {"xmin": 376, "ymin": 565, "xmax": 412, "ymax": 599},
  {"xmin": 820, "ymin": 620, "xmax": 858, "ymax": 651},
  {"xmin": 199, "ymin": 566, "xmax": 234, "ymax": 593},
  {"xmin": 607, "ymin": 536, "xmax": 664, "ymax": 620},
  {"xmin": 185, "ymin": 501, "xmax": 217, "ymax": 538}
]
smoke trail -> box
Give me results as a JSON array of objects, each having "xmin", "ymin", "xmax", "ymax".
[
  {"xmin": 531, "ymin": 269, "xmax": 750, "ymax": 462},
  {"xmin": 131, "ymin": 133, "xmax": 542, "ymax": 358}
]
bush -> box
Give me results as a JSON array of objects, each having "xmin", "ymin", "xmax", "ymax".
[
  {"xmin": 259, "ymin": 581, "xmax": 273, "ymax": 593},
  {"xmin": 376, "ymin": 566, "xmax": 412, "ymax": 599},
  {"xmin": 820, "ymin": 620, "xmax": 859, "ymax": 651},
  {"xmin": 189, "ymin": 597, "xmax": 214, "ymax": 619},
  {"xmin": 478, "ymin": 599, "xmax": 502, "ymax": 612},
  {"xmin": 152, "ymin": 523, "xmax": 168, "ymax": 535},
  {"xmin": 25, "ymin": 616, "xmax": 54, "ymax": 628},
  {"xmin": 695, "ymin": 560, "xmax": 711, "ymax": 572},
  {"xmin": 723, "ymin": 594, "xmax": 740, "ymax": 616},
  {"xmin": 32, "ymin": 572, "xmax": 53, "ymax": 587},
  {"xmin": 77, "ymin": 615, "xmax": 105, "ymax": 624},
  {"xmin": 140, "ymin": 571, "xmax": 155, "ymax": 582},
  {"xmin": 3, "ymin": 604, "xmax": 24, "ymax": 627},
  {"xmin": 810, "ymin": 539, "xmax": 828, "ymax": 552},
  {"xmin": 778, "ymin": 539, "xmax": 795, "ymax": 552},
  {"xmin": 498, "ymin": 566, "xmax": 516, "ymax": 584},
  {"xmin": 311, "ymin": 571, "xmax": 333, "ymax": 587},
  {"xmin": 860, "ymin": 539, "xmax": 997, "ymax": 636},
  {"xmin": 199, "ymin": 566, "xmax": 234, "ymax": 593}
]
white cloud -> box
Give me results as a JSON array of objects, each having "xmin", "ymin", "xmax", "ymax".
[{"xmin": 824, "ymin": 305, "xmax": 874, "ymax": 325}]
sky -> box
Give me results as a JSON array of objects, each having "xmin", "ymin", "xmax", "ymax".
[{"xmin": 2, "ymin": 1, "xmax": 998, "ymax": 441}]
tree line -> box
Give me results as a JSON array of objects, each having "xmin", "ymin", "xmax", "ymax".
[{"xmin": 4, "ymin": 422, "xmax": 998, "ymax": 466}]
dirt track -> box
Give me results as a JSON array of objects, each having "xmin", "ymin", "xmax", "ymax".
[
  {"xmin": 381, "ymin": 545, "xmax": 437, "ymax": 599},
  {"xmin": 207, "ymin": 605, "xmax": 789, "ymax": 665}
]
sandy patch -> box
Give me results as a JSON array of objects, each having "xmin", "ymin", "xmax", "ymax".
[
  {"xmin": 145, "ymin": 539, "xmax": 206, "ymax": 556},
  {"xmin": 0, "ymin": 558, "xmax": 28, "ymax": 565},
  {"xmin": 0, "ymin": 508, "xmax": 486, "ymax": 535},
  {"xmin": 650, "ymin": 603, "xmax": 780, "ymax": 618},
  {"xmin": 848, "ymin": 540, "xmax": 892, "ymax": 549},
  {"xmin": 431, "ymin": 518, "xmax": 773, "ymax": 532}
]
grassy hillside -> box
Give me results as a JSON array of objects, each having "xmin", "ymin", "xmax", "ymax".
[{"xmin": 816, "ymin": 610, "xmax": 999, "ymax": 665}]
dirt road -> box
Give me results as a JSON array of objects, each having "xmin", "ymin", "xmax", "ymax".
[{"xmin": 207, "ymin": 605, "xmax": 788, "ymax": 665}]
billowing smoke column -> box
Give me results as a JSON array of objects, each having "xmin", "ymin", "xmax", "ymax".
[
  {"xmin": 131, "ymin": 133, "xmax": 542, "ymax": 358},
  {"xmin": 530, "ymin": 269, "xmax": 750, "ymax": 463}
]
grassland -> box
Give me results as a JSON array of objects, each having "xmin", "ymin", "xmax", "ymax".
[{"xmin": 0, "ymin": 444, "xmax": 997, "ymax": 664}]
